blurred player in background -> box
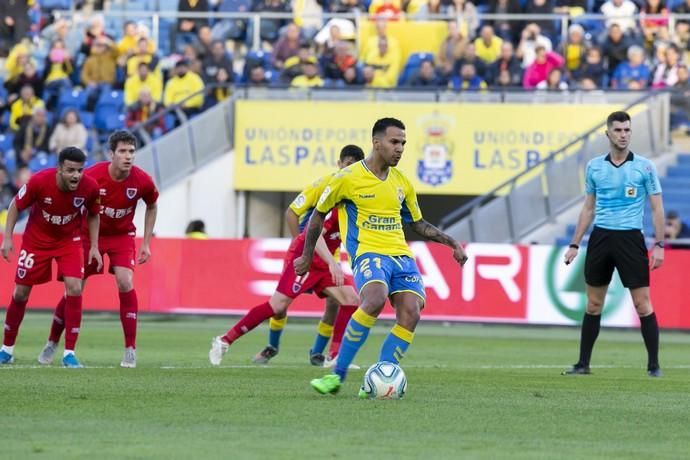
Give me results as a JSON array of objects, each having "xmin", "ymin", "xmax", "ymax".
[
  {"xmin": 563, "ymin": 111, "xmax": 664, "ymax": 377},
  {"xmin": 209, "ymin": 207, "xmax": 360, "ymax": 366},
  {"xmin": 41, "ymin": 130, "xmax": 158, "ymax": 369},
  {"xmin": 296, "ymin": 117, "xmax": 468, "ymax": 396},
  {"xmin": 0, "ymin": 147, "xmax": 102, "ymax": 368},
  {"xmin": 252, "ymin": 145, "xmax": 364, "ymax": 367}
]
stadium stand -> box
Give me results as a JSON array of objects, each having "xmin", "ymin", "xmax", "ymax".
[{"xmin": 0, "ymin": 0, "xmax": 689, "ymax": 190}]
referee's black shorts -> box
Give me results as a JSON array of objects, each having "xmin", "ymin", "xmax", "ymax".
[{"xmin": 584, "ymin": 226, "xmax": 650, "ymax": 289}]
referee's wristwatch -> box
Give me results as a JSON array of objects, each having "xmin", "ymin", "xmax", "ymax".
[{"xmin": 654, "ymin": 241, "xmax": 665, "ymax": 249}]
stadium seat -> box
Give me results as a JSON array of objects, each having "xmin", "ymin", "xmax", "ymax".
[
  {"xmin": 96, "ymin": 90, "xmax": 125, "ymax": 111},
  {"xmin": 105, "ymin": 113, "xmax": 126, "ymax": 131},
  {"xmin": 79, "ymin": 112, "xmax": 95, "ymax": 130},
  {"xmin": 29, "ymin": 153, "xmax": 58, "ymax": 173},
  {"xmin": 95, "ymin": 106, "xmax": 121, "ymax": 131},
  {"xmin": 125, "ymin": 0, "xmax": 149, "ymax": 10},
  {"xmin": 86, "ymin": 133, "xmax": 96, "ymax": 153},
  {"xmin": 0, "ymin": 133, "xmax": 14, "ymax": 153},
  {"xmin": 40, "ymin": 0, "xmax": 72, "ymax": 9},
  {"xmin": 241, "ymin": 50, "xmax": 273, "ymax": 83},
  {"xmin": 397, "ymin": 52, "xmax": 435, "ymax": 86},
  {"xmin": 4, "ymin": 150, "xmax": 16, "ymax": 175},
  {"xmin": 58, "ymin": 89, "xmax": 88, "ymax": 113}
]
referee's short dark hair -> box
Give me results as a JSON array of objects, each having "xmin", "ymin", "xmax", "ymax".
[
  {"xmin": 606, "ymin": 111, "xmax": 631, "ymax": 128},
  {"xmin": 372, "ymin": 118, "xmax": 405, "ymax": 137},
  {"xmin": 339, "ymin": 145, "xmax": 365, "ymax": 162}
]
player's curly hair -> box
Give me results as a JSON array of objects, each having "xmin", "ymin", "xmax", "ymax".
[
  {"xmin": 108, "ymin": 130, "xmax": 138, "ymax": 152},
  {"xmin": 58, "ymin": 147, "xmax": 87, "ymax": 165}
]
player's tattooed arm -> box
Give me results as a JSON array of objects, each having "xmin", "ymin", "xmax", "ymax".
[
  {"xmin": 410, "ymin": 219, "xmax": 469, "ymax": 266},
  {"xmin": 294, "ymin": 211, "xmax": 327, "ymax": 275}
]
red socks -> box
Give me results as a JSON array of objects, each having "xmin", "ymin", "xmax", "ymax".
[
  {"xmin": 223, "ymin": 301, "xmax": 275, "ymax": 345},
  {"xmin": 49, "ymin": 296, "xmax": 66, "ymax": 343},
  {"xmin": 63, "ymin": 295, "xmax": 82, "ymax": 350},
  {"xmin": 119, "ymin": 290, "xmax": 138, "ymax": 349},
  {"xmin": 329, "ymin": 304, "xmax": 358, "ymax": 359},
  {"xmin": 3, "ymin": 297, "xmax": 28, "ymax": 347}
]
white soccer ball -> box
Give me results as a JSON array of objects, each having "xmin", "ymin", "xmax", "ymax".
[{"xmin": 362, "ymin": 361, "xmax": 407, "ymax": 400}]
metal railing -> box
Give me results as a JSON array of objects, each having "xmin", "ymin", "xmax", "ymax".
[
  {"xmin": 438, "ymin": 91, "xmax": 671, "ymax": 244},
  {"xmin": 51, "ymin": 9, "xmax": 690, "ymax": 56}
]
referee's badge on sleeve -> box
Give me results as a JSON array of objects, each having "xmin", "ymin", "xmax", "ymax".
[{"xmin": 625, "ymin": 187, "xmax": 638, "ymax": 198}]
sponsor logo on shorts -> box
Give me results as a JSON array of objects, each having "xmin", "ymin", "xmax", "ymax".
[
  {"xmin": 17, "ymin": 268, "xmax": 26, "ymax": 279},
  {"xmin": 363, "ymin": 269, "xmax": 372, "ymax": 279},
  {"xmin": 404, "ymin": 275, "xmax": 421, "ymax": 283},
  {"xmin": 126, "ymin": 188, "xmax": 138, "ymax": 199},
  {"xmin": 73, "ymin": 197, "xmax": 85, "ymax": 207}
]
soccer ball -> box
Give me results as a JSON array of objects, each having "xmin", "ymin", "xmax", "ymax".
[{"xmin": 362, "ymin": 361, "xmax": 407, "ymax": 400}]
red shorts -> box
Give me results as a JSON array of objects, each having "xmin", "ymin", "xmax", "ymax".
[
  {"xmin": 15, "ymin": 240, "xmax": 84, "ymax": 285},
  {"xmin": 84, "ymin": 235, "xmax": 136, "ymax": 278},
  {"xmin": 276, "ymin": 251, "xmax": 347, "ymax": 299}
]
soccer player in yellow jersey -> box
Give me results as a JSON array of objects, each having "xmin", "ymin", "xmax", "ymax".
[
  {"xmin": 252, "ymin": 145, "xmax": 364, "ymax": 367},
  {"xmin": 295, "ymin": 117, "xmax": 469, "ymax": 396}
]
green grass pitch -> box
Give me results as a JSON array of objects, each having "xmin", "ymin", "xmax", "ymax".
[{"xmin": 2, "ymin": 312, "xmax": 689, "ymax": 459}]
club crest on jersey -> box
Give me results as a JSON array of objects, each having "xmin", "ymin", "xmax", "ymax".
[
  {"xmin": 17, "ymin": 268, "xmax": 26, "ymax": 279},
  {"xmin": 625, "ymin": 187, "xmax": 637, "ymax": 198},
  {"xmin": 73, "ymin": 197, "xmax": 85, "ymax": 207},
  {"xmin": 126, "ymin": 188, "xmax": 138, "ymax": 199},
  {"xmin": 416, "ymin": 112, "xmax": 455, "ymax": 187},
  {"xmin": 43, "ymin": 197, "xmax": 52, "ymax": 205}
]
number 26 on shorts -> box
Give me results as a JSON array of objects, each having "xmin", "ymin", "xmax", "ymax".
[{"xmin": 17, "ymin": 250, "xmax": 35, "ymax": 269}]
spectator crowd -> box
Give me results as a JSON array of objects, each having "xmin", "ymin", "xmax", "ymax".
[{"xmin": 2, "ymin": 0, "xmax": 690, "ymax": 196}]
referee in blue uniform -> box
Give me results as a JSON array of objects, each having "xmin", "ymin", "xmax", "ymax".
[{"xmin": 562, "ymin": 111, "xmax": 665, "ymax": 377}]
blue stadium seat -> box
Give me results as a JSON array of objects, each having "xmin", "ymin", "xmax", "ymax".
[
  {"xmin": 0, "ymin": 133, "xmax": 14, "ymax": 153},
  {"xmin": 4, "ymin": 150, "xmax": 17, "ymax": 175},
  {"xmin": 241, "ymin": 50, "xmax": 273, "ymax": 82},
  {"xmin": 397, "ymin": 52, "xmax": 435, "ymax": 86},
  {"xmin": 58, "ymin": 89, "xmax": 88, "ymax": 112},
  {"xmin": 86, "ymin": 133, "xmax": 95, "ymax": 153},
  {"xmin": 95, "ymin": 106, "xmax": 120, "ymax": 131},
  {"xmin": 105, "ymin": 113, "xmax": 126, "ymax": 131},
  {"xmin": 40, "ymin": 0, "xmax": 72, "ymax": 9},
  {"xmin": 666, "ymin": 166, "xmax": 690, "ymax": 177},
  {"xmin": 676, "ymin": 155, "xmax": 690, "ymax": 166},
  {"xmin": 125, "ymin": 0, "xmax": 149, "ymax": 10},
  {"xmin": 29, "ymin": 153, "xmax": 58, "ymax": 173},
  {"xmin": 79, "ymin": 112, "xmax": 95, "ymax": 130},
  {"xmin": 158, "ymin": 0, "xmax": 179, "ymax": 10},
  {"xmin": 164, "ymin": 114, "xmax": 177, "ymax": 131},
  {"xmin": 96, "ymin": 90, "xmax": 125, "ymax": 111}
]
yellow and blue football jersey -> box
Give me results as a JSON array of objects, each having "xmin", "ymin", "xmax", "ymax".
[
  {"xmin": 316, "ymin": 160, "xmax": 422, "ymax": 260},
  {"xmin": 289, "ymin": 173, "xmax": 334, "ymax": 232}
]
